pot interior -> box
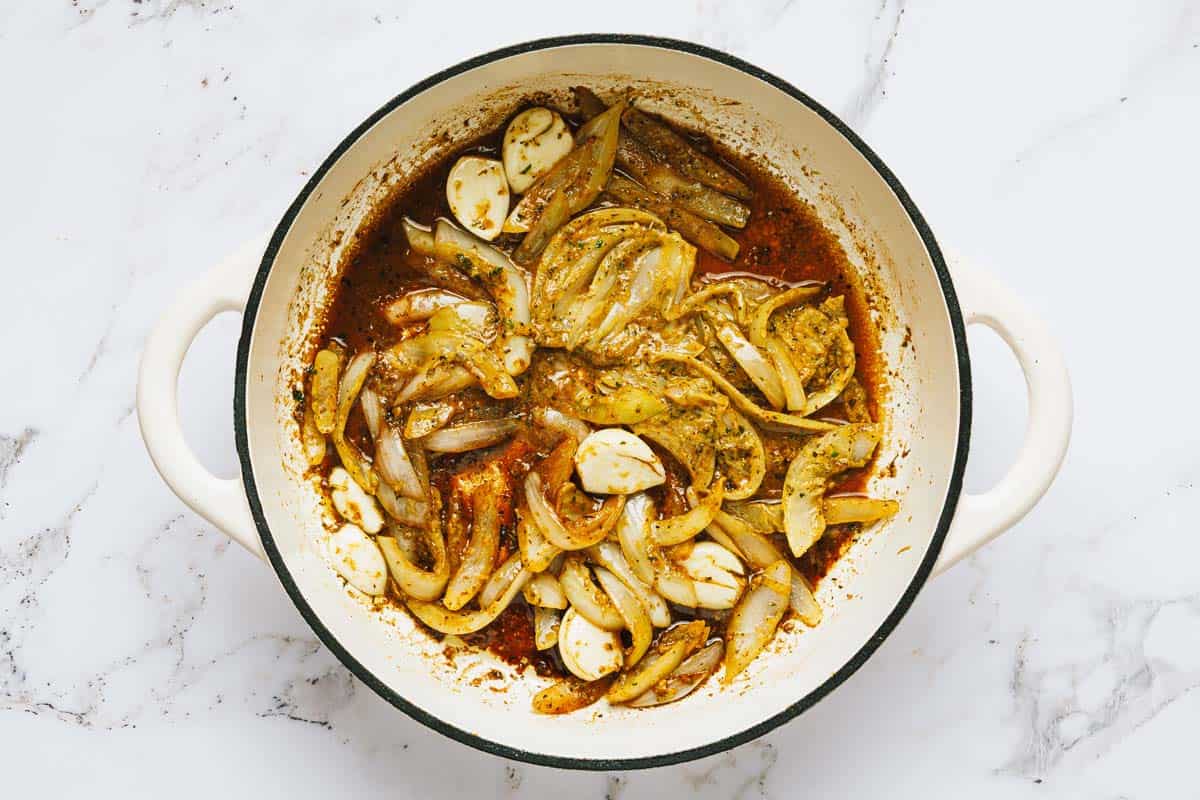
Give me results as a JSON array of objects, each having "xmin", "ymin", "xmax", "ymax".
[{"xmin": 238, "ymin": 40, "xmax": 964, "ymax": 766}]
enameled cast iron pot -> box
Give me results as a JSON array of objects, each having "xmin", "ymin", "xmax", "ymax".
[{"xmin": 137, "ymin": 35, "xmax": 1072, "ymax": 770}]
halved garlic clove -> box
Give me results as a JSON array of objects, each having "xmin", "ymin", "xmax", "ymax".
[
  {"xmin": 679, "ymin": 541, "xmax": 746, "ymax": 609},
  {"xmin": 557, "ymin": 606, "xmax": 623, "ymax": 681},
  {"xmin": 574, "ymin": 428, "xmax": 666, "ymax": 495},
  {"xmin": 326, "ymin": 523, "xmax": 388, "ymax": 596},
  {"xmin": 446, "ymin": 156, "xmax": 509, "ymax": 241},
  {"xmin": 329, "ymin": 466, "xmax": 384, "ymax": 533},
  {"xmin": 503, "ymin": 107, "xmax": 573, "ymax": 194}
]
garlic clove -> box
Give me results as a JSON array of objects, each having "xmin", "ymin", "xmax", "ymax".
[
  {"xmin": 680, "ymin": 541, "xmax": 746, "ymax": 610},
  {"xmin": 573, "ymin": 428, "xmax": 666, "ymax": 495},
  {"xmin": 326, "ymin": 523, "xmax": 388, "ymax": 596},
  {"xmin": 446, "ymin": 156, "xmax": 509, "ymax": 241},
  {"xmin": 329, "ymin": 466, "xmax": 385, "ymax": 533},
  {"xmin": 557, "ymin": 606, "xmax": 623, "ymax": 681},
  {"xmin": 502, "ymin": 107, "xmax": 573, "ymax": 194}
]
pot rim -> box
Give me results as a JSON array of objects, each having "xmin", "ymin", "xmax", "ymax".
[{"xmin": 234, "ymin": 33, "xmax": 972, "ymax": 771}]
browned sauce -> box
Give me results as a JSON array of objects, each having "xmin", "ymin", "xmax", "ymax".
[{"xmin": 320, "ymin": 103, "xmax": 884, "ymax": 673}]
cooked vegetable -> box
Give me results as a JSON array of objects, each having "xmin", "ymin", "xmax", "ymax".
[
  {"xmin": 442, "ymin": 483, "xmax": 503, "ymax": 611},
  {"xmin": 524, "ymin": 472, "xmax": 623, "ymax": 551},
  {"xmin": 533, "ymin": 606, "xmax": 562, "ymax": 651},
  {"xmin": 378, "ymin": 518, "xmax": 449, "ymax": 602},
  {"xmin": 384, "ymin": 288, "xmax": 465, "ymax": 326},
  {"xmin": 607, "ymin": 620, "xmax": 707, "ymax": 704},
  {"xmin": 557, "ymin": 606, "xmax": 623, "ymax": 681},
  {"xmin": 523, "ymin": 572, "xmax": 568, "ymax": 609},
  {"xmin": 781, "ymin": 423, "xmax": 881, "ymax": 557},
  {"xmin": 310, "ymin": 348, "xmax": 342, "ymax": 434},
  {"xmin": 325, "ymin": 523, "xmax": 388, "ymax": 596},
  {"xmin": 823, "ymin": 495, "xmax": 899, "ymax": 525},
  {"xmin": 329, "ymin": 466, "xmax": 384, "ymax": 534},
  {"xmin": 594, "ymin": 566, "xmax": 653, "ymax": 665},
  {"xmin": 651, "ymin": 484, "xmax": 724, "ymax": 546},
  {"xmin": 422, "ymin": 418, "xmax": 518, "ymax": 453},
  {"xmin": 532, "ymin": 674, "xmax": 614, "ymax": 714},
  {"xmin": 503, "ymin": 107, "xmax": 574, "ymax": 194},
  {"xmin": 375, "ymin": 424, "xmax": 424, "ymax": 500},
  {"xmin": 605, "ymin": 174, "xmax": 739, "ymax": 261},
  {"xmin": 404, "ymin": 400, "xmax": 455, "ymax": 439},
  {"xmin": 401, "ymin": 216, "xmax": 436, "ymax": 257},
  {"xmin": 559, "ymin": 556, "xmax": 625, "ymax": 631},
  {"xmin": 723, "ymin": 560, "xmax": 790, "ymax": 683},
  {"xmin": 678, "ymin": 540, "xmax": 745, "ymax": 610},
  {"xmin": 432, "ymin": 220, "xmax": 533, "ymax": 375},
  {"xmin": 310, "ymin": 87, "xmax": 898, "ymax": 713},
  {"xmin": 574, "ymin": 428, "xmax": 666, "ymax": 495},
  {"xmin": 627, "ymin": 639, "xmax": 723, "ymax": 707},
  {"xmin": 621, "ymin": 107, "xmax": 753, "ymax": 200},
  {"xmin": 445, "ymin": 156, "xmax": 509, "ymax": 240},
  {"xmin": 405, "ymin": 564, "xmax": 530, "ymax": 635},
  {"xmin": 654, "ymin": 353, "xmax": 838, "ymax": 434},
  {"xmin": 585, "ymin": 540, "xmax": 672, "ymax": 628},
  {"xmin": 513, "ymin": 101, "xmax": 624, "ymax": 265},
  {"xmin": 478, "ymin": 551, "xmax": 525, "ymax": 608}
]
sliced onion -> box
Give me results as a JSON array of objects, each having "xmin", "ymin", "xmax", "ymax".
[
  {"xmin": 359, "ymin": 387, "xmax": 384, "ymax": 440},
  {"xmin": 384, "ymin": 287, "xmax": 465, "ymax": 325},
  {"xmin": 747, "ymin": 284, "xmax": 825, "ymax": 347},
  {"xmin": 375, "ymin": 481, "xmax": 429, "ymax": 527},
  {"xmin": 594, "ymin": 566, "xmax": 653, "ymax": 666},
  {"xmin": 653, "ymin": 353, "xmax": 837, "ymax": 434},
  {"xmin": 627, "ymin": 639, "xmax": 724, "ymax": 708},
  {"xmin": 333, "ymin": 351, "xmax": 378, "ymax": 495},
  {"xmin": 722, "ymin": 501, "xmax": 783, "ymax": 535},
  {"xmin": 516, "ymin": 508, "xmax": 561, "ymax": 573},
  {"xmin": 765, "ymin": 336, "xmax": 807, "ymax": 411},
  {"xmin": 651, "ymin": 484, "xmax": 724, "ymax": 546},
  {"xmin": 607, "ymin": 620, "xmax": 707, "ymax": 705},
  {"xmin": 378, "ymin": 528, "xmax": 449, "ymax": 602},
  {"xmin": 823, "ymin": 495, "xmax": 900, "ymax": 525},
  {"xmin": 522, "ymin": 572, "xmax": 568, "ymax": 609},
  {"xmin": 442, "ymin": 484, "xmax": 502, "ymax": 610},
  {"xmin": 478, "ymin": 551, "xmax": 524, "ymax": 608},
  {"xmin": 433, "ymin": 219, "xmax": 533, "ymax": 375},
  {"xmin": 789, "ymin": 571, "xmax": 823, "ymax": 627},
  {"xmin": 422, "ymin": 418, "xmax": 519, "ymax": 453},
  {"xmin": 523, "ymin": 472, "xmax": 622, "ymax": 551},
  {"xmin": 616, "ymin": 492, "xmax": 698, "ymax": 607},
  {"xmin": 711, "ymin": 510, "xmax": 784, "ymax": 569},
  {"xmin": 723, "ymin": 560, "xmax": 790, "ymax": 684},
  {"xmin": 533, "ymin": 606, "xmax": 562, "ymax": 651},
  {"xmin": 559, "ymin": 556, "xmax": 624, "ymax": 631},
  {"xmin": 782, "ymin": 423, "xmax": 881, "ymax": 557},
  {"xmin": 531, "ymin": 675, "xmax": 614, "ymax": 715},
  {"xmin": 401, "ymin": 216, "xmax": 436, "ymax": 257},
  {"xmin": 585, "ymin": 541, "xmax": 671, "ymax": 628},
  {"xmin": 575, "ymin": 386, "xmax": 668, "ymax": 425},
  {"xmin": 713, "ymin": 320, "xmax": 786, "ymax": 409},
  {"xmin": 620, "ymin": 107, "xmax": 753, "ymax": 200},
  {"xmin": 390, "ymin": 331, "xmax": 517, "ymax": 400},
  {"xmin": 530, "ymin": 406, "xmax": 591, "ymax": 443},
  {"xmin": 376, "ymin": 424, "xmax": 424, "ymax": 499},
  {"xmin": 405, "ymin": 566, "xmax": 530, "ymax": 635},
  {"xmin": 404, "ymin": 401, "xmax": 455, "ymax": 439},
  {"xmin": 617, "ymin": 492, "xmax": 656, "ymax": 585},
  {"xmin": 396, "ymin": 364, "xmax": 476, "ymax": 403}
]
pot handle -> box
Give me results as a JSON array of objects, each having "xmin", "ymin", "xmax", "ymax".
[
  {"xmin": 931, "ymin": 253, "xmax": 1072, "ymax": 575},
  {"xmin": 137, "ymin": 236, "xmax": 268, "ymax": 562}
]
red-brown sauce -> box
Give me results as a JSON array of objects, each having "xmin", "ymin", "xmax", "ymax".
[{"xmin": 318, "ymin": 102, "xmax": 884, "ymax": 673}]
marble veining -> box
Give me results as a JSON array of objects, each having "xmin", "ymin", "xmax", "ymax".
[{"xmin": 2, "ymin": 1, "xmax": 1197, "ymax": 796}]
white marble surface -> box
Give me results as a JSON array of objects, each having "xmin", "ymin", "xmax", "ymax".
[{"xmin": 3, "ymin": 0, "xmax": 1198, "ymax": 796}]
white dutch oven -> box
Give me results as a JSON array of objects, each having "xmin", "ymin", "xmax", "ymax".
[{"xmin": 137, "ymin": 36, "xmax": 1071, "ymax": 769}]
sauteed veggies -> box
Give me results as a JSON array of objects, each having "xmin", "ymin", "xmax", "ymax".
[{"xmin": 303, "ymin": 88, "xmax": 898, "ymax": 713}]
